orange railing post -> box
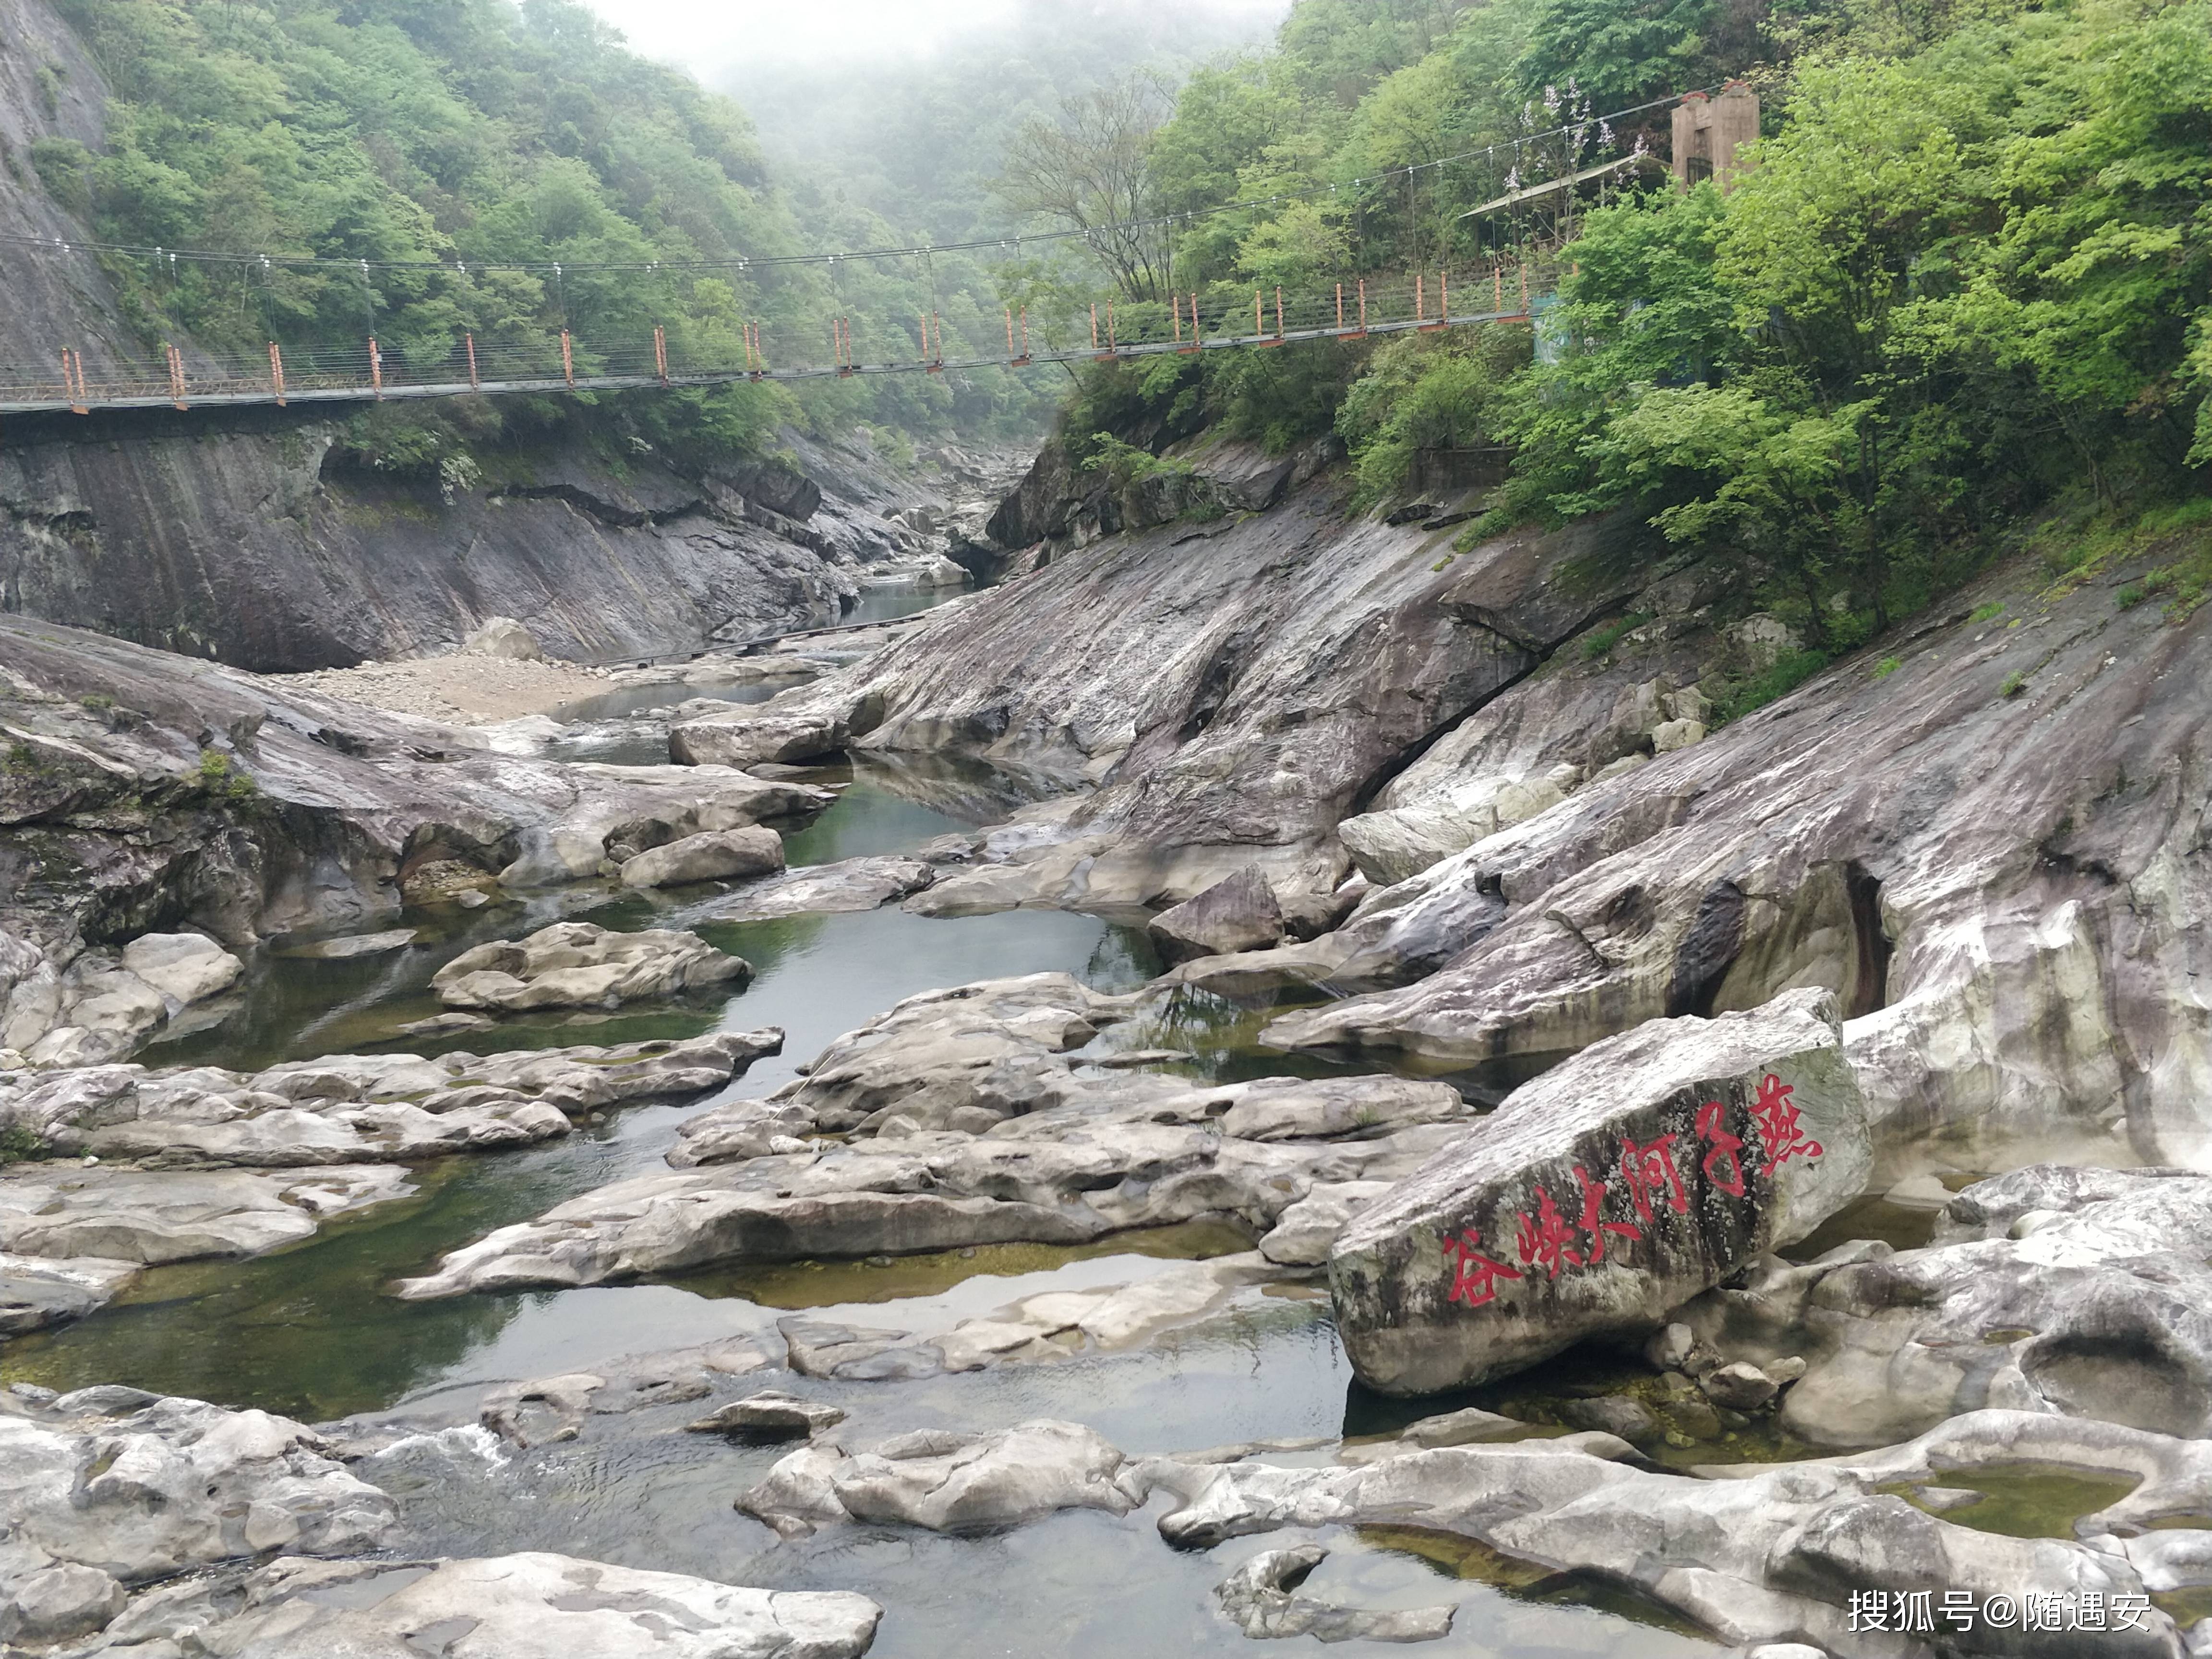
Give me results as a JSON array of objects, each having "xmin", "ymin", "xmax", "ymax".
[
  {"xmin": 561, "ymin": 330, "xmax": 575, "ymax": 388},
  {"xmin": 167, "ymin": 343, "xmax": 187, "ymax": 409},
  {"xmin": 269, "ymin": 342, "xmax": 287, "ymax": 406},
  {"xmin": 1495, "ymin": 264, "xmax": 1503, "ymax": 313},
  {"xmin": 1521, "ymin": 264, "xmax": 1530, "ymax": 315},
  {"xmin": 1416, "ymin": 274, "xmax": 1425, "ymax": 325},
  {"xmin": 1254, "ymin": 288, "xmax": 1262, "ymax": 337},
  {"xmin": 467, "ymin": 332, "xmax": 480, "ymax": 391},
  {"xmin": 1090, "ymin": 304, "xmax": 1098, "ymax": 351},
  {"xmin": 1106, "ymin": 301, "xmax": 1116, "ymax": 352},
  {"xmin": 654, "ymin": 325, "xmax": 668, "ymax": 385},
  {"xmin": 62, "ymin": 349, "xmax": 87, "ymax": 413},
  {"xmin": 1020, "ymin": 307, "xmax": 1029, "ymax": 362},
  {"xmin": 931, "ymin": 311, "xmax": 943, "ymax": 371},
  {"xmin": 1335, "ymin": 283, "xmax": 1344, "ymax": 330},
  {"xmin": 1358, "ymin": 278, "xmax": 1367, "ymax": 334},
  {"xmin": 1275, "ymin": 286, "xmax": 1284, "ymax": 339},
  {"xmin": 369, "ymin": 336, "xmax": 383, "ymax": 399}
]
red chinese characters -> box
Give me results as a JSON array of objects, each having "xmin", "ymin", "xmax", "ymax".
[
  {"xmin": 1515, "ymin": 1186, "xmax": 1583, "ymax": 1278},
  {"xmin": 1573, "ymin": 1164, "xmax": 1643, "ymax": 1261},
  {"xmin": 1750, "ymin": 1072, "xmax": 1824, "ymax": 1176},
  {"xmin": 1695, "ymin": 1100, "xmax": 1747, "ymax": 1196},
  {"xmin": 1619, "ymin": 1133, "xmax": 1689, "ymax": 1223},
  {"xmin": 1444, "ymin": 1072, "xmax": 1824, "ymax": 1311},
  {"xmin": 1442, "ymin": 1229, "xmax": 1523, "ymax": 1307}
]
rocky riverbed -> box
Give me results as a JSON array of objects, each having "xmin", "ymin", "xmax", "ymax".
[{"xmin": 2, "ymin": 424, "xmax": 2209, "ymax": 1659}]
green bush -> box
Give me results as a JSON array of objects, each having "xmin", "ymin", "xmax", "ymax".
[
  {"xmin": 1873, "ymin": 656, "xmax": 1901, "ymax": 679},
  {"xmin": 1967, "ymin": 601, "xmax": 2007, "ymax": 625},
  {"xmin": 1718, "ymin": 649, "xmax": 1831, "ymax": 724},
  {"xmin": 0, "ymin": 1125, "xmax": 50, "ymax": 1166},
  {"xmin": 1578, "ymin": 612, "xmax": 1651, "ymax": 661}
]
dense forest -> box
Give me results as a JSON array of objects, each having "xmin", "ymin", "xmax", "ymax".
[
  {"xmin": 18, "ymin": 0, "xmax": 2210, "ymax": 663},
  {"xmin": 1039, "ymin": 0, "xmax": 2211, "ymax": 689}
]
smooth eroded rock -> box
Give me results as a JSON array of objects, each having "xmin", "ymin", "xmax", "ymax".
[
  {"xmin": 618, "ymin": 826, "xmax": 785, "ymax": 889},
  {"xmin": 1147, "ymin": 866, "xmax": 1286, "ymax": 964},
  {"xmin": 1329, "ymin": 988, "xmax": 1868, "ymax": 1395}
]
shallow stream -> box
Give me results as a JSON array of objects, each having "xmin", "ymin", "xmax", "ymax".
[{"xmin": 0, "ymin": 674, "xmax": 1745, "ymax": 1655}]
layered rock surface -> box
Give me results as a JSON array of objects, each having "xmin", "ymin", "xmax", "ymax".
[
  {"xmin": 432, "ymin": 922, "xmax": 750, "ymax": 1012},
  {"xmin": 1265, "ymin": 560, "xmax": 2212, "ymax": 1168},
  {"xmin": 394, "ymin": 973, "xmax": 1477, "ymax": 1298},
  {"xmin": 668, "ymin": 487, "xmax": 1657, "ymax": 918}
]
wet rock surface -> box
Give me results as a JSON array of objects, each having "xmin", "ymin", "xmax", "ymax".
[
  {"xmin": 393, "ymin": 973, "xmax": 1476, "ymax": 1299},
  {"xmin": 59, "ymin": 1551, "xmax": 883, "ymax": 1658},
  {"xmin": 1330, "ymin": 988, "xmax": 1870, "ymax": 1395}
]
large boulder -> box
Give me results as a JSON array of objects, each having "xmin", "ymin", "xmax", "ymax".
[
  {"xmin": 432, "ymin": 922, "xmax": 750, "ymax": 1012},
  {"xmin": 1147, "ymin": 866, "xmax": 1286, "ymax": 964},
  {"xmin": 460, "ymin": 615, "xmax": 543, "ymax": 660},
  {"xmin": 618, "ymin": 827, "xmax": 784, "ymax": 889},
  {"xmin": 117, "ymin": 934, "xmax": 244, "ymax": 1007},
  {"xmin": 1329, "ymin": 988, "xmax": 1869, "ymax": 1395},
  {"xmin": 669, "ymin": 711, "xmax": 849, "ymax": 769}
]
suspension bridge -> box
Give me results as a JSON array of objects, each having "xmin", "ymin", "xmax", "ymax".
[{"xmin": 0, "ymin": 265, "xmax": 1557, "ymax": 423}]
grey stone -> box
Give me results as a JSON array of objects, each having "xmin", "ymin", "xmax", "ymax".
[
  {"xmin": 277, "ymin": 928, "xmax": 422, "ymax": 960},
  {"xmin": 1148, "ymin": 866, "xmax": 1286, "ymax": 964},
  {"xmin": 461, "ymin": 615, "xmax": 544, "ymax": 659},
  {"xmin": 118, "ymin": 933, "xmax": 244, "ymax": 1006},
  {"xmin": 433, "ymin": 922, "xmax": 750, "ymax": 1011},
  {"xmin": 685, "ymin": 854, "xmax": 936, "ymax": 921},
  {"xmin": 64, "ymin": 1551, "xmax": 881, "ymax": 1659},
  {"xmin": 742, "ymin": 1419, "xmax": 1142, "ymax": 1535},
  {"xmin": 1328, "ymin": 988, "xmax": 1869, "ymax": 1395},
  {"xmin": 1561, "ymin": 1395, "xmax": 1662, "ymax": 1443},
  {"xmin": 0, "ymin": 1390, "xmax": 396, "ymax": 1639},
  {"xmin": 670, "ymin": 711, "xmax": 850, "ymax": 768},
  {"xmin": 1215, "ymin": 1545, "xmax": 1455, "ymax": 1643},
  {"xmin": 1700, "ymin": 1362, "xmax": 1779, "ymax": 1412},
  {"xmin": 686, "ymin": 1392, "xmax": 849, "ymax": 1442},
  {"xmin": 619, "ymin": 826, "xmax": 785, "ymax": 889}
]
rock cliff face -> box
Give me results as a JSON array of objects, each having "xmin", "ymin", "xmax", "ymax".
[
  {"xmin": 700, "ymin": 430, "xmax": 2210, "ymax": 1176},
  {"xmin": 0, "ymin": 1, "xmax": 987, "ymax": 672},
  {"xmin": 0, "ymin": 411, "xmax": 931, "ymax": 671},
  {"xmin": 0, "ymin": 0, "xmax": 151, "ymax": 375},
  {"xmin": 727, "ymin": 458, "xmax": 1655, "ymax": 916}
]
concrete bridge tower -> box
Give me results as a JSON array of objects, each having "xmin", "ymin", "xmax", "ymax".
[{"xmin": 1672, "ymin": 81, "xmax": 1760, "ymax": 191}]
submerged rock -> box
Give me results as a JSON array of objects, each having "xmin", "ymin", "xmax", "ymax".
[
  {"xmin": 432, "ymin": 922, "xmax": 750, "ymax": 1012},
  {"xmin": 61, "ymin": 1551, "xmax": 882, "ymax": 1659},
  {"xmin": 1214, "ymin": 1545, "xmax": 1455, "ymax": 1643},
  {"xmin": 738, "ymin": 1419, "xmax": 1143, "ymax": 1537},
  {"xmin": 1329, "ymin": 989, "xmax": 1868, "ymax": 1395}
]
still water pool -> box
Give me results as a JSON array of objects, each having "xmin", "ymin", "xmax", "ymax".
[{"xmin": 1, "ymin": 712, "xmax": 1731, "ymax": 1655}]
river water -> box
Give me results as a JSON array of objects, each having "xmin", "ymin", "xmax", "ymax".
[{"xmin": 0, "ymin": 656, "xmax": 1726, "ymax": 1656}]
